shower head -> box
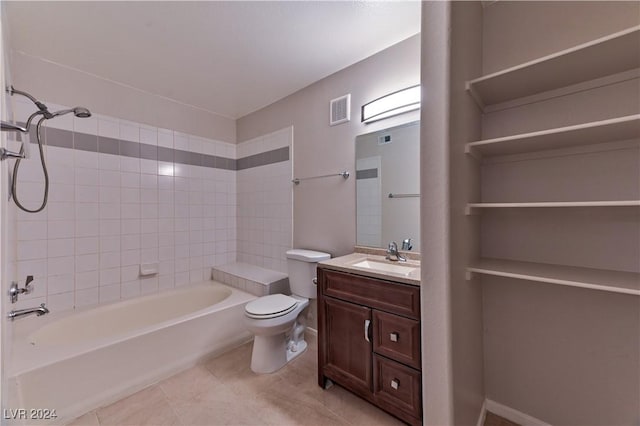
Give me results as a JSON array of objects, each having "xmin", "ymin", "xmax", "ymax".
[{"xmin": 49, "ymin": 107, "xmax": 92, "ymax": 119}]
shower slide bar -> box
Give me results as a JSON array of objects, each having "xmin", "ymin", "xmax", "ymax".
[{"xmin": 292, "ymin": 171, "xmax": 349, "ymax": 185}]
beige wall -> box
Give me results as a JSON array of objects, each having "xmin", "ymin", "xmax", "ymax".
[
  {"xmin": 236, "ymin": 35, "xmax": 421, "ymax": 258},
  {"xmin": 10, "ymin": 52, "xmax": 236, "ymax": 143},
  {"xmin": 448, "ymin": 2, "xmax": 484, "ymax": 425},
  {"xmin": 482, "ymin": 1, "xmax": 640, "ymax": 75},
  {"xmin": 419, "ymin": 2, "xmax": 455, "ymax": 424},
  {"xmin": 480, "ymin": 2, "xmax": 640, "ymax": 424}
]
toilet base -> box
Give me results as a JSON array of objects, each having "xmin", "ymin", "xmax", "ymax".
[
  {"xmin": 286, "ymin": 340, "xmax": 307, "ymax": 363},
  {"xmin": 250, "ymin": 334, "xmax": 308, "ymax": 374}
]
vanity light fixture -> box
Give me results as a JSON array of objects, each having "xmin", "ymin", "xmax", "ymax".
[{"xmin": 361, "ymin": 85, "xmax": 420, "ymax": 123}]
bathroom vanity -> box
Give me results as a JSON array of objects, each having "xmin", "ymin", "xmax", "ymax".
[{"xmin": 317, "ymin": 252, "xmax": 421, "ymax": 425}]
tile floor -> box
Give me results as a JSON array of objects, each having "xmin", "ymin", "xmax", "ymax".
[{"xmin": 68, "ymin": 336, "xmax": 403, "ymax": 426}]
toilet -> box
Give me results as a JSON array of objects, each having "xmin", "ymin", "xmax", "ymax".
[{"xmin": 244, "ymin": 249, "xmax": 330, "ymax": 374}]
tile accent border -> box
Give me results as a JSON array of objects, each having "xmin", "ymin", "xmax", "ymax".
[
  {"xmin": 236, "ymin": 146, "xmax": 289, "ymax": 171},
  {"xmin": 21, "ymin": 124, "xmax": 289, "ymax": 171}
]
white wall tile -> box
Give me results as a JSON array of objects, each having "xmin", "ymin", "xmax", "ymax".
[
  {"xmin": 121, "ymin": 188, "xmax": 141, "ymax": 203},
  {"xmin": 18, "ymin": 240, "xmax": 47, "ymax": 261},
  {"xmin": 48, "ymin": 291, "xmax": 75, "ymax": 311},
  {"xmin": 120, "ymin": 122, "xmax": 140, "ymax": 143},
  {"xmin": 140, "ymin": 127, "xmax": 157, "ymax": 145},
  {"xmin": 76, "ymin": 185, "xmax": 100, "ymax": 203},
  {"xmin": 48, "ymin": 274, "xmax": 74, "ymax": 295},
  {"xmin": 140, "ymin": 158, "xmax": 157, "ymax": 175},
  {"xmin": 158, "ymin": 128, "xmax": 173, "ymax": 148},
  {"xmin": 76, "ymin": 288, "xmax": 99, "ymax": 307},
  {"xmin": 174, "ymin": 132, "xmax": 189, "ymax": 151},
  {"xmin": 98, "ymin": 116, "xmax": 120, "ymax": 138},
  {"xmin": 75, "ymin": 271, "xmax": 98, "ymax": 289},
  {"xmin": 121, "ymin": 157, "xmax": 141, "ymax": 173},
  {"xmin": 76, "ymin": 253, "xmax": 98, "ymax": 272},
  {"xmin": 121, "ymin": 280, "xmax": 141, "ymax": 298},
  {"xmin": 99, "ymin": 284, "xmax": 120, "ymax": 303},
  {"xmin": 47, "ymin": 239, "xmax": 75, "ymax": 258},
  {"xmin": 49, "ymin": 220, "xmax": 75, "ymax": 239},
  {"xmin": 18, "ymin": 221, "xmax": 47, "ymax": 241},
  {"xmin": 48, "ymin": 256, "xmax": 74, "ymax": 276},
  {"xmin": 100, "ymin": 268, "xmax": 121, "ymax": 286},
  {"xmin": 99, "ymin": 153, "xmax": 120, "ymax": 171}
]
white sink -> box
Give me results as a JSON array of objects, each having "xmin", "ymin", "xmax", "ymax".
[{"xmin": 351, "ymin": 259, "xmax": 417, "ymax": 276}]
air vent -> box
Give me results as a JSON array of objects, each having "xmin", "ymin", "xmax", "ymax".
[{"xmin": 330, "ymin": 94, "xmax": 351, "ymax": 126}]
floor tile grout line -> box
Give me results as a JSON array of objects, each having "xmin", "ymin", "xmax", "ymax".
[{"xmin": 156, "ymin": 383, "xmax": 184, "ymax": 426}]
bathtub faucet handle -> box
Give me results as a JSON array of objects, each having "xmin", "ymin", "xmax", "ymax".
[
  {"xmin": 8, "ymin": 275, "xmax": 35, "ymax": 303},
  {"xmin": 24, "ymin": 275, "xmax": 34, "ymax": 293}
]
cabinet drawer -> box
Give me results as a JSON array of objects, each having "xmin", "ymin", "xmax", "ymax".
[
  {"xmin": 373, "ymin": 311, "xmax": 421, "ymax": 369},
  {"xmin": 373, "ymin": 355, "xmax": 422, "ymax": 421},
  {"xmin": 320, "ymin": 269, "xmax": 420, "ymax": 319}
]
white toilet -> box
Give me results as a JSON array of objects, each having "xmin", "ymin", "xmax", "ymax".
[{"xmin": 244, "ymin": 249, "xmax": 330, "ymax": 374}]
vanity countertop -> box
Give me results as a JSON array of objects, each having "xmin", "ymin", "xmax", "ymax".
[{"xmin": 318, "ymin": 252, "xmax": 421, "ymax": 286}]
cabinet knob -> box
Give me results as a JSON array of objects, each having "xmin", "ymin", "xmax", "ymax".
[
  {"xmin": 390, "ymin": 332, "xmax": 399, "ymax": 342},
  {"xmin": 391, "ymin": 379, "xmax": 400, "ymax": 390}
]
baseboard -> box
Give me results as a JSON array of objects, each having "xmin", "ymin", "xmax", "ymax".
[
  {"xmin": 484, "ymin": 399, "xmax": 552, "ymax": 426},
  {"xmin": 476, "ymin": 400, "xmax": 487, "ymax": 426}
]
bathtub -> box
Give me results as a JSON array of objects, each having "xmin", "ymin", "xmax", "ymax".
[{"xmin": 8, "ymin": 280, "xmax": 256, "ymax": 425}]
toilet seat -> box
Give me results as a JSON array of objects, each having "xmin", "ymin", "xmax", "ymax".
[{"xmin": 245, "ymin": 294, "xmax": 298, "ymax": 319}]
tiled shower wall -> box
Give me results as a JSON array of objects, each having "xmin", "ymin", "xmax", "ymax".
[
  {"xmin": 11, "ymin": 97, "xmax": 238, "ymax": 311},
  {"xmin": 236, "ymin": 127, "xmax": 293, "ymax": 273}
]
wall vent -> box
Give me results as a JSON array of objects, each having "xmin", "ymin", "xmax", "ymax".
[{"xmin": 330, "ymin": 94, "xmax": 351, "ymax": 126}]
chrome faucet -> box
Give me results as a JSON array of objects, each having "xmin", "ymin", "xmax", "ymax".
[
  {"xmin": 402, "ymin": 238, "xmax": 413, "ymax": 251},
  {"xmin": 9, "ymin": 275, "xmax": 35, "ymax": 303},
  {"xmin": 386, "ymin": 242, "xmax": 406, "ymax": 262},
  {"xmin": 8, "ymin": 303, "xmax": 49, "ymax": 321}
]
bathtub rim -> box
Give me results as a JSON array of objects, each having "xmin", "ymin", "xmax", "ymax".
[{"xmin": 10, "ymin": 280, "xmax": 255, "ymax": 377}]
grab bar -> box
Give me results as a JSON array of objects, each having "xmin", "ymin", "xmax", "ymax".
[
  {"xmin": 388, "ymin": 193, "xmax": 420, "ymax": 198},
  {"xmin": 292, "ymin": 171, "xmax": 349, "ymax": 185}
]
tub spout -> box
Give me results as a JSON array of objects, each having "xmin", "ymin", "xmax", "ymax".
[{"xmin": 8, "ymin": 303, "xmax": 49, "ymax": 321}]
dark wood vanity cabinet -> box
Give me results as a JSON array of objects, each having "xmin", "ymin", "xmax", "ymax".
[{"xmin": 317, "ymin": 267, "xmax": 422, "ymax": 425}]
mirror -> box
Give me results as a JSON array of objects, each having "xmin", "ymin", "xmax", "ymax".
[{"xmin": 356, "ymin": 121, "xmax": 420, "ymax": 252}]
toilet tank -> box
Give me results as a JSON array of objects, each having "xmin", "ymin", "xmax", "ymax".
[{"xmin": 286, "ymin": 249, "xmax": 331, "ymax": 299}]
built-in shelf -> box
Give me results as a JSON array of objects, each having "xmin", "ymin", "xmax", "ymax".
[
  {"xmin": 466, "ymin": 114, "xmax": 640, "ymax": 158},
  {"xmin": 467, "ymin": 258, "xmax": 640, "ymax": 296},
  {"xmin": 466, "ymin": 26, "xmax": 640, "ymax": 109},
  {"xmin": 466, "ymin": 200, "xmax": 640, "ymax": 215}
]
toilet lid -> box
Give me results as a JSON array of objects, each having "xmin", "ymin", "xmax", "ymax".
[{"xmin": 245, "ymin": 294, "xmax": 298, "ymax": 318}]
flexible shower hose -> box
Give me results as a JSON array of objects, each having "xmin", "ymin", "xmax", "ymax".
[{"xmin": 11, "ymin": 117, "xmax": 49, "ymax": 213}]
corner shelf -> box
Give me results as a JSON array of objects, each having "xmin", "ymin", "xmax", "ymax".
[
  {"xmin": 466, "ymin": 258, "xmax": 640, "ymax": 296},
  {"xmin": 466, "ymin": 26, "xmax": 640, "ymax": 109},
  {"xmin": 466, "ymin": 114, "xmax": 640, "ymax": 158},
  {"xmin": 466, "ymin": 200, "xmax": 640, "ymax": 215}
]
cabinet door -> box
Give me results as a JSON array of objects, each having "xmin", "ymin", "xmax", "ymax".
[{"xmin": 323, "ymin": 297, "xmax": 373, "ymax": 394}]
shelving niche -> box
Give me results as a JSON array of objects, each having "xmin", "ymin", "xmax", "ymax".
[
  {"xmin": 466, "ymin": 25, "xmax": 640, "ymax": 109},
  {"xmin": 466, "ymin": 25, "xmax": 640, "ymax": 296}
]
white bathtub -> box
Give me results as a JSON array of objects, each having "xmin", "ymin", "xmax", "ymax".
[{"xmin": 8, "ymin": 281, "xmax": 255, "ymax": 425}]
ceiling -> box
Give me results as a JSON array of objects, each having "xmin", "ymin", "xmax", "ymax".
[{"xmin": 5, "ymin": 1, "xmax": 421, "ymax": 119}]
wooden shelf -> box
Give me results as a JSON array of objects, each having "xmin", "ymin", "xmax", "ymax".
[
  {"xmin": 466, "ymin": 114, "xmax": 640, "ymax": 158},
  {"xmin": 467, "ymin": 258, "xmax": 640, "ymax": 296},
  {"xmin": 466, "ymin": 26, "xmax": 640, "ymax": 109},
  {"xmin": 466, "ymin": 200, "xmax": 640, "ymax": 214}
]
